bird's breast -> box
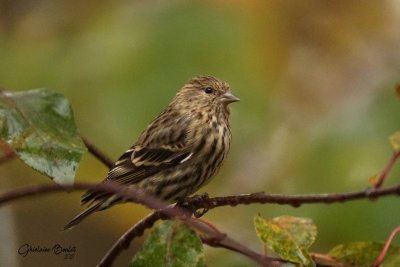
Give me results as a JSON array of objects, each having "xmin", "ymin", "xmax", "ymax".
[{"xmin": 189, "ymin": 118, "xmax": 231, "ymax": 170}]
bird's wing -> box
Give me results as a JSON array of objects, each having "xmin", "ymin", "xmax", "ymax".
[
  {"xmin": 81, "ymin": 113, "xmax": 195, "ymax": 204},
  {"xmin": 107, "ymin": 111, "xmax": 195, "ymax": 184},
  {"xmin": 106, "ymin": 145, "xmax": 193, "ymax": 185}
]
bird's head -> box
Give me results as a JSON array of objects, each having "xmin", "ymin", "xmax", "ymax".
[{"xmin": 173, "ymin": 76, "xmax": 239, "ymax": 114}]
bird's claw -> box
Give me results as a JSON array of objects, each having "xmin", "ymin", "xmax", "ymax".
[
  {"xmin": 194, "ymin": 207, "xmax": 209, "ymax": 218},
  {"xmin": 177, "ymin": 193, "xmax": 210, "ymax": 218}
]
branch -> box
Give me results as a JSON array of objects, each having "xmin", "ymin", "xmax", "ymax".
[
  {"xmin": 373, "ymin": 225, "xmax": 400, "ymax": 267},
  {"xmin": 185, "ymin": 184, "xmax": 400, "ymax": 211},
  {"xmin": 374, "ymin": 151, "xmax": 400, "ymax": 188},
  {"xmin": 311, "ymin": 253, "xmax": 347, "ymax": 267},
  {"xmin": 201, "ymin": 236, "xmax": 282, "ymax": 267},
  {"xmin": 82, "ymin": 137, "xmax": 114, "ymax": 169},
  {"xmin": 0, "ymin": 182, "xmax": 177, "ymax": 214}
]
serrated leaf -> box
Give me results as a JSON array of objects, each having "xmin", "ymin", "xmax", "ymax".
[
  {"xmin": 0, "ymin": 89, "xmax": 86, "ymax": 184},
  {"xmin": 130, "ymin": 220, "xmax": 205, "ymax": 267},
  {"xmin": 389, "ymin": 132, "xmax": 400, "ymax": 152},
  {"xmin": 329, "ymin": 241, "xmax": 400, "ymax": 267},
  {"xmin": 254, "ymin": 215, "xmax": 316, "ymax": 266}
]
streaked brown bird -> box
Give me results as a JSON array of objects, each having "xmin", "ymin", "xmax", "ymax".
[{"xmin": 64, "ymin": 76, "xmax": 239, "ymax": 230}]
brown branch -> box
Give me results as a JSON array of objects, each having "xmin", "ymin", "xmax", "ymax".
[
  {"xmin": 0, "ymin": 182, "xmax": 162, "ymax": 210},
  {"xmin": 185, "ymin": 184, "xmax": 400, "ymax": 211},
  {"xmin": 374, "ymin": 151, "xmax": 400, "ymax": 188},
  {"xmin": 201, "ymin": 236, "xmax": 282, "ymax": 267},
  {"xmin": 372, "ymin": 225, "xmax": 400, "ymax": 267},
  {"xmin": 311, "ymin": 253, "xmax": 347, "ymax": 267},
  {"xmin": 82, "ymin": 137, "xmax": 114, "ymax": 169}
]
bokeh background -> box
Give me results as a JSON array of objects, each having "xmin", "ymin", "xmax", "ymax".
[{"xmin": 1, "ymin": 0, "xmax": 400, "ymax": 266}]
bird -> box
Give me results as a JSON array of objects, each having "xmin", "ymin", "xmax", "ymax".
[{"xmin": 64, "ymin": 76, "xmax": 239, "ymax": 230}]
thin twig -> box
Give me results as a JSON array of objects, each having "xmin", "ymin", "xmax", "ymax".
[
  {"xmin": 374, "ymin": 151, "xmax": 400, "ymax": 188},
  {"xmin": 0, "ymin": 182, "xmax": 172, "ymax": 213},
  {"xmin": 3, "ymin": 182, "xmax": 400, "ymax": 215},
  {"xmin": 82, "ymin": 137, "xmax": 114, "ymax": 168},
  {"xmin": 201, "ymin": 236, "xmax": 280, "ymax": 267},
  {"xmin": 185, "ymin": 184, "xmax": 400, "ymax": 211},
  {"xmin": 372, "ymin": 226, "xmax": 400, "ymax": 267},
  {"xmin": 311, "ymin": 253, "xmax": 347, "ymax": 267}
]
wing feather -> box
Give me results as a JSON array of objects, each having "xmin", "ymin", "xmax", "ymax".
[{"xmin": 81, "ymin": 113, "xmax": 194, "ymax": 205}]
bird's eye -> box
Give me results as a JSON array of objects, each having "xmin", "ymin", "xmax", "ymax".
[{"xmin": 204, "ymin": 87, "xmax": 215, "ymax": 94}]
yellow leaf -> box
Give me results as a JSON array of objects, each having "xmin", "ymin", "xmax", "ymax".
[
  {"xmin": 389, "ymin": 132, "xmax": 400, "ymax": 152},
  {"xmin": 368, "ymin": 175, "xmax": 378, "ymax": 186},
  {"xmin": 254, "ymin": 215, "xmax": 316, "ymax": 266}
]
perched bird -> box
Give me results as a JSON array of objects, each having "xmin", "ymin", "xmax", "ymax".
[{"xmin": 64, "ymin": 76, "xmax": 239, "ymax": 230}]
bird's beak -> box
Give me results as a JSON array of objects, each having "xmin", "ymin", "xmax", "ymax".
[{"xmin": 220, "ymin": 91, "xmax": 240, "ymax": 104}]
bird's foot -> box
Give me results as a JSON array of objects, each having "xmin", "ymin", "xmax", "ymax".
[{"xmin": 177, "ymin": 193, "xmax": 209, "ymax": 218}]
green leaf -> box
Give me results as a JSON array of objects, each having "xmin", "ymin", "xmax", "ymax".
[
  {"xmin": 389, "ymin": 132, "xmax": 400, "ymax": 152},
  {"xmin": 329, "ymin": 241, "xmax": 400, "ymax": 267},
  {"xmin": 130, "ymin": 220, "xmax": 205, "ymax": 267},
  {"xmin": 0, "ymin": 89, "xmax": 86, "ymax": 184},
  {"xmin": 254, "ymin": 215, "xmax": 317, "ymax": 266}
]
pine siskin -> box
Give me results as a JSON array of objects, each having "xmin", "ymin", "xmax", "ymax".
[{"xmin": 64, "ymin": 76, "xmax": 239, "ymax": 230}]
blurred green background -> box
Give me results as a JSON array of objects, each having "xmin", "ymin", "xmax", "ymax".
[{"xmin": 1, "ymin": 0, "xmax": 400, "ymax": 266}]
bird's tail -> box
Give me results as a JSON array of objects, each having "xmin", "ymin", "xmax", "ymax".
[{"xmin": 62, "ymin": 201, "xmax": 103, "ymax": 231}]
